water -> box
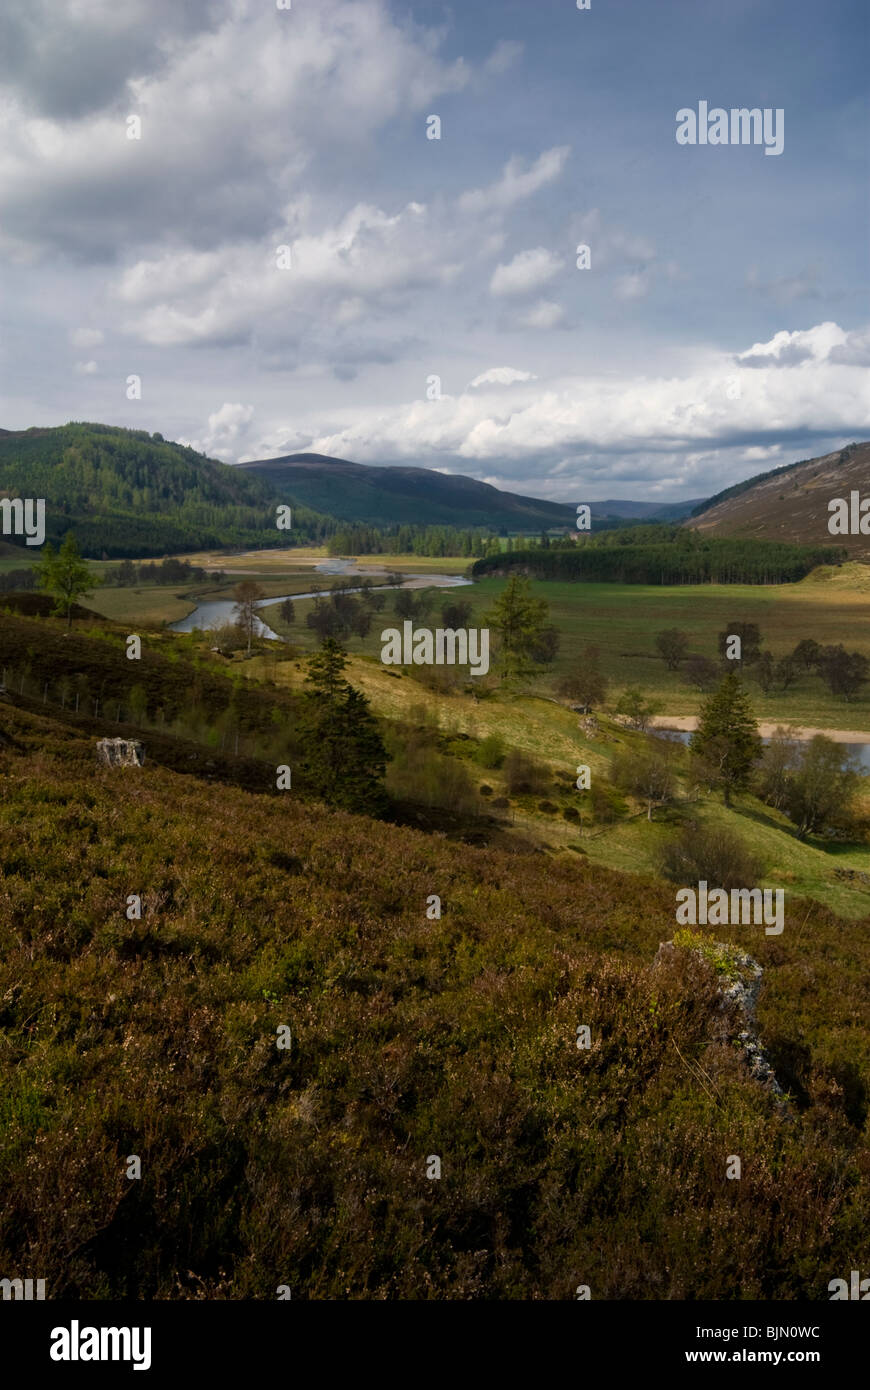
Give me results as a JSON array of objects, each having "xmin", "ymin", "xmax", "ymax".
[
  {"xmin": 652, "ymin": 726, "xmax": 870, "ymax": 773},
  {"xmin": 169, "ymin": 559, "xmax": 473, "ymax": 640}
]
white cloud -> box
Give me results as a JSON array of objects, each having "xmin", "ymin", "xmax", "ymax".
[
  {"xmin": 468, "ymin": 367, "xmax": 537, "ymax": 388},
  {"xmin": 490, "ymin": 247, "xmax": 563, "ymax": 296},
  {"xmin": 180, "ymin": 402, "xmax": 255, "ymax": 461},
  {"xmin": 271, "ymin": 322, "xmax": 870, "ymax": 474},
  {"xmin": 457, "ymin": 146, "xmax": 570, "ymax": 215},
  {"xmin": 74, "ymin": 359, "xmax": 98, "ymax": 374},
  {"xmin": 737, "ymin": 322, "xmax": 847, "ymax": 367}
]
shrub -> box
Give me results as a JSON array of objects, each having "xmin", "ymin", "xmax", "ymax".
[
  {"xmin": 504, "ymin": 749, "xmax": 550, "ymax": 796},
  {"xmin": 656, "ymin": 821, "xmax": 765, "ymax": 890},
  {"xmin": 475, "ymin": 732, "xmax": 505, "ymax": 769}
]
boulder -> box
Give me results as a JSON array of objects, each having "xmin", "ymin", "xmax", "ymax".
[{"xmin": 96, "ymin": 738, "xmax": 146, "ymax": 768}]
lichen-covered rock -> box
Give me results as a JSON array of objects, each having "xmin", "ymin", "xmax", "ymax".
[
  {"xmin": 653, "ymin": 935, "xmax": 786, "ymax": 1104},
  {"xmin": 96, "ymin": 737, "xmax": 145, "ymax": 768}
]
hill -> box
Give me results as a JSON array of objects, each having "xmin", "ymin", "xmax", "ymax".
[
  {"xmin": 236, "ymin": 452, "xmax": 703, "ymax": 531},
  {"xmin": 236, "ymin": 451, "xmax": 580, "ymax": 529},
  {"xmin": 0, "ymin": 422, "xmax": 333, "ymax": 558},
  {"xmin": 0, "ymin": 693, "xmax": 867, "ymax": 1298},
  {"xmin": 687, "ymin": 442, "xmax": 870, "ymax": 558}
]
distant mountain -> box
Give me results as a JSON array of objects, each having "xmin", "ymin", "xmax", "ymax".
[
  {"xmin": 0, "ymin": 423, "xmax": 332, "ymax": 557},
  {"xmin": 237, "ymin": 452, "xmax": 577, "ymax": 528},
  {"xmin": 590, "ymin": 497, "xmax": 706, "ymax": 521},
  {"xmin": 686, "ymin": 442, "xmax": 870, "ymax": 559},
  {"xmin": 237, "ymin": 451, "xmax": 705, "ymax": 529}
]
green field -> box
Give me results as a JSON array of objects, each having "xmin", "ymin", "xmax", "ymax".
[{"xmin": 261, "ymin": 561, "xmax": 870, "ymax": 731}]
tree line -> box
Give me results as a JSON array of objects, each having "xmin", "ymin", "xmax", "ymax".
[
  {"xmin": 472, "ymin": 535, "xmax": 847, "ymax": 585},
  {"xmin": 653, "ymin": 622, "xmax": 869, "ymax": 702}
]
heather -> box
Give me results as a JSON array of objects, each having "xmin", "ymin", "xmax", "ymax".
[{"xmin": 0, "ymin": 701, "xmax": 867, "ymax": 1299}]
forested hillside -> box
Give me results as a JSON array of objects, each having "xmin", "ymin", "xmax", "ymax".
[
  {"xmin": 0, "ymin": 423, "xmax": 334, "ymax": 557},
  {"xmin": 473, "ymin": 530, "xmax": 846, "ymax": 585}
]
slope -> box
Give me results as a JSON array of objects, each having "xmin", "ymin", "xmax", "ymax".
[
  {"xmin": 0, "ymin": 422, "xmax": 333, "ymax": 557},
  {"xmin": 0, "ymin": 698, "xmax": 867, "ymax": 1298},
  {"xmin": 686, "ymin": 441, "xmax": 870, "ymax": 558}
]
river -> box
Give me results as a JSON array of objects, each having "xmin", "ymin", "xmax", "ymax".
[
  {"xmin": 169, "ymin": 558, "xmax": 473, "ymax": 641},
  {"xmin": 652, "ymin": 726, "xmax": 870, "ymax": 773}
]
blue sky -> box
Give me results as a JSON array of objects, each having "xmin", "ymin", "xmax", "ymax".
[{"xmin": 0, "ymin": 0, "xmax": 867, "ymax": 501}]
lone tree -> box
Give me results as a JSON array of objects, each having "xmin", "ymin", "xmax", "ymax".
[
  {"xmin": 233, "ymin": 580, "xmax": 266, "ymax": 655},
  {"xmin": 556, "ymin": 642, "xmax": 608, "ymax": 713},
  {"xmin": 296, "ymin": 637, "xmax": 389, "ymax": 814},
  {"xmin": 615, "ymin": 686, "xmax": 660, "ymax": 732},
  {"xmin": 37, "ymin": 533, "xmax": 100, "ymax": 632},
  {"xmin": 484, "ymin": 574, "xmax": 555, "ymax": 681},
  {"xmin": 613, "ymin": 741, "xmax": 678, "ymax": 820},
  {"xmin": 690, "ymin": 670, "xmax": 761, "ymax": 806},
  {"xmin": 655, "ymin": 628, "xmax": 690, "ymax": 671}
]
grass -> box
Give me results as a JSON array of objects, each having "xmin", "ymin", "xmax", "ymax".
[
  {"xmin": 263, "ymin": 561, "xmax": 870, "ymax": 730},
  {"xmin": 245, "ymin": 648, "xmax": 870, "ymax": 920}
]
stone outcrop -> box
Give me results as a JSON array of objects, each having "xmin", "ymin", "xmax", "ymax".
[
  {"xmin": 653, "ymin": 938, "xmax": 786, "ymax": 1104},
  {"xmin": 96, "ymin": 738, "xmax": 146, "ymax": 768}
]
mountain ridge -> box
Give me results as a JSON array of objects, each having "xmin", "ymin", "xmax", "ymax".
[{"xmin": 686, "ymin": 441, "xmax": 870, "ymax": 558}]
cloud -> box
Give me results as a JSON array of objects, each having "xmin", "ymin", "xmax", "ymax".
[
  {"xmin": 517, "ymin": 299, "xmax": 565, "ymax": 329},
  {"xmin": 490, "ymin": 247, "xmax": 563, "ymax": 296},
  {"xmin": 828, "ymin": 326, "xmax": 870, "ymax": 366},
  {"xmin": 179, "ymin": 402, "xmax": 255, "ymax": 461},
  {"xmin": 113, "ymin": 154, "xmax": 562, "ymax": 348},
  {"xmin": 0, "ymin": 0, "xmax": 470, "ymax": 261},
  {"xmin": 468, "ymin": 367, "xmax": 537, "ymax": 388},
  {"xmin": 74, "ymin": 360, "xmax": 98, "ymax": 374},
  {"xmin": 483, "ymin": 39, "xmax": 523, "ymax": 76},
  {"xmin": 736, "ymin": 322, "xmax": 847, "ymax": 367},
  {"xmin": 261, "ymin": 322, "xmax": 870, "ymax": 480},
  {"xmin": 457, "ymin": 146, "xmax": 570, "ymax": 215}
]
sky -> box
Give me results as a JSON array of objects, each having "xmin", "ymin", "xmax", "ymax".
[{"xmin": 0, "ymin": 0, "xmax": 867, "ymax": 503}]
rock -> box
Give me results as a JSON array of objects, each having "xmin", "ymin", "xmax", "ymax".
[
  {"xmin": 653, "ymin": 937, "xmax": 787, "ymax": 1105},
  {"xmin": 96, "ymin": 738, "xmax": 145, "ymax": 768}
]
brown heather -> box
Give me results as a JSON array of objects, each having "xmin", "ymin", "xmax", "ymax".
[{"xmin": 0, "ymin": 701, "xmax": 868, "ymax": 1299}]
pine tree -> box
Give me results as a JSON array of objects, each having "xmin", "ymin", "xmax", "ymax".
[
  {"xmin": 690, "ymin": 670, "xmax": 762, "ymax": 806},
  {"xmin": 484, "ymin": 574, "xmax": 552, "ymax": 682},
  {"xmin": 296, "ymin": 638, "xmax": 389, "ymax": 814}
]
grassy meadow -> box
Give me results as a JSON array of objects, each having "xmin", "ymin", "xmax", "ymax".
[{"xmin": 260, "ymin": 559, "xmax": 870, "ymax": 730}]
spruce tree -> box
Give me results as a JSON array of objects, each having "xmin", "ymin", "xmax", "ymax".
[
  {"xmin": 296, "ymin": 638, "xmax": 389, "ymax": 814},
  {"xmin": 690, "ymin": 670, "xmax": 762, "ymax": 806},
  {"xmin": 484, "ymin": 574, "xmax": 552, "ymax": 681}
]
